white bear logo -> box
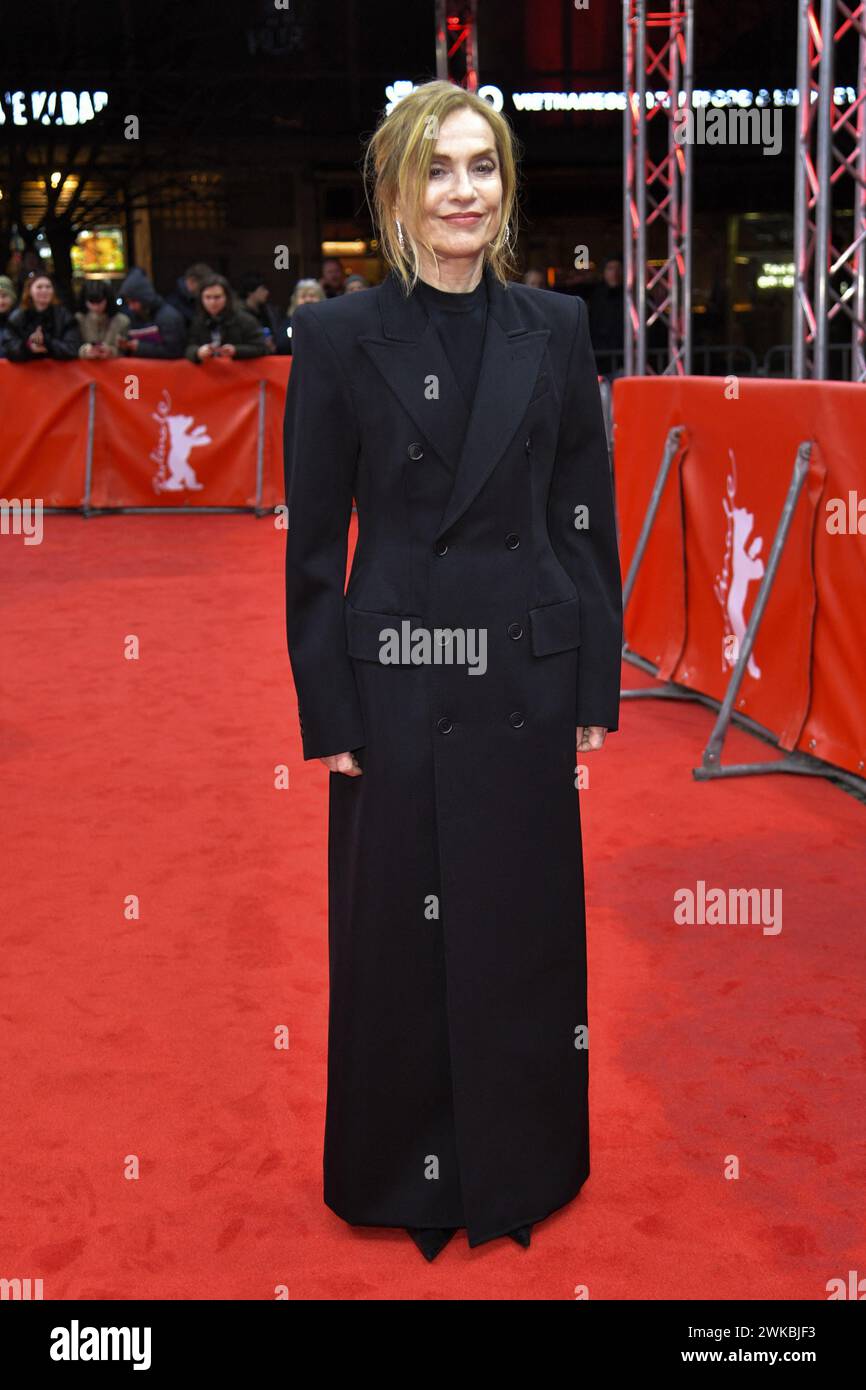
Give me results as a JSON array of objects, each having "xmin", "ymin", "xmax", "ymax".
[
  {"xmin": 714, "ymin": 450, "xmax": 764, "ymax": 679},
  {"xmin": 151, "ymin": 391, "xmax": 212, "ymax": 493}
]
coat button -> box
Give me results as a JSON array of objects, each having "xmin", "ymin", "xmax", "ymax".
[
  {"xmin": 509, "ymin": 711, "xmax": 525, "ymax": 728},
  {"xmin": 507, "ymin": 622, "xmax": 523, "ymax": 640},
  {"xmin": 407, "ymin": 442, "xmax": 424, "ymax": 460},
  {"xmin": 434, "ymin": 539, "xmax": 449, "ymax": 556},
  {"xmin": 505, "ymin": 532, "xmax": 520, "ymax": 549},
  {"xmin": 437, "ymin": 716, "xmax": 453, "ymax": 734},
  {"xmin": 524, "ymin": 435, "xmax": 532, "ymax": 453}
]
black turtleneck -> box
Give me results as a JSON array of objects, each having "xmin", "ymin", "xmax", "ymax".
[{"xmin": 413, "ymin": 273, "xmax": 488, "ymax": 412}]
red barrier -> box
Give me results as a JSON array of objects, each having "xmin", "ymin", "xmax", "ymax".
[
  {"xmin": 0, "ymin": 358, "xmax": 291, "ymax": 511},
  {"xmin": 612, "ymin": 376, "xmax": 866, "ymax": 780},
  {"xmin": 0, "ymin": 365, "xmax": 94, "ymax": 507},
  {"xmin": 3, "ymin": 361, "xmax": 862, "ymax": 778}
]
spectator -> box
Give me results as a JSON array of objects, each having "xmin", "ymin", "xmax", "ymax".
[
  {"xmin": 320, "ymin": 257, "xmax": 346, "ymax": 298},
  {"xmin": 0, "ymin": 275, "xmax": 18, "ymax": 357},
  {"xmin": 343, "ymin": 273, "xmax": 370, "ymax": 294},
  {"xmin": 76, "ymin": 279, "xmax": 130, "ymax": 359},
  {"xmin": 4, "ymin": 273, "xmax": 81, "ymax": 361},
  {"xmin": 238, "ymin": 272, "xmax": 288, "ymax": 354},
  {"xmin": 185, "ymin": 274, "xmax": 268, "ymax": 362},
  {"xmin": 587, "ymin": 255, "xmax": 625, "ymax": 370},
  {"xmin": 285, "ymin": 279, "xmax": 325, "ymax": 354},
  {"xmin": 165, "ymin": 262, "xmax": 215, "ymax": 326},
  {"xmin": 523, "ymin": 269, "xmax": 546, "ymax": 289},
  {"xmin": 118, "ymin": 268, "xmax": 186, "ymax": 358}
]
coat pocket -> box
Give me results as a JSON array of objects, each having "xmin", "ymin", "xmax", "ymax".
[
  {"xmin": 344, "ymin": 604, "xmax": 419, "ymax": 663},
  {"xmin": 528, "ymin": 595, "xmax": 581, "ymax": 655}
]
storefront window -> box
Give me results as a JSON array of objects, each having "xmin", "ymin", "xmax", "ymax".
[{"xmin": 72, "ymin": 226, "xmax": 126, "ymax": 275}]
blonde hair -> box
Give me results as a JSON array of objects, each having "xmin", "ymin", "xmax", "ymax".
[
  {"xmin": 289, "ymin": 279, "xmax": 325, "ymax": 315},
  {"xmin": 362, "ymin": 80, "xmax": 521, "ymax": 294}
]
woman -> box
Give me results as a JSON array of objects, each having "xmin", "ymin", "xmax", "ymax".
[
  {"xmin": 4, "ymin": 272, "xmax": 81, "ymax": 361},
  {"xmin": 185, "ymin": 275, "xmax": 267, "ymax": 362},
  {"xmin": 285, "ymin": 279, "xmax": 325, "ymax": 355},
  {"xmin": 283, "ymin": 80, "xmax": 623, "ymax": 1261},
  {"xmin": 0, "ymin": 274, "xmax": 17, "ymax": 357},
  {"xmin": 75, "ymin": 279, "xmax": 130, "ymax": 358}
]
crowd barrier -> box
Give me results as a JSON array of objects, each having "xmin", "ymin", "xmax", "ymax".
[
  {"xmin": 5, "ymin": 359, "xmax": 863, "ymax": 783},
  {"xmin": 612, "ymin": 376, "xmax": 866, "ymax": 784},
  {"xmin": 0, "ymin": 358, "xmax": 291, "ymax": 512}
]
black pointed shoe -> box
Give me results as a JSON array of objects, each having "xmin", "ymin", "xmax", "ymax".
[
  {"xmin": 406, "ymin": 1227, "xmax": 457, "ymax": 1261},
  {"xmin": 508, "ymin": 1224, "xmax": 532, "ymax": 1248}
]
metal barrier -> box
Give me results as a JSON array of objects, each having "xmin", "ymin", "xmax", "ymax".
[
  {"xmin": 594, "ymin": 345, "xmax": 758, "ymax": 378},
  {"xmin": 762, "ymin": 343, "xmax": 856, "ymax": 380}
]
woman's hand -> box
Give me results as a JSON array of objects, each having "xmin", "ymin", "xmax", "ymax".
[
  {"xmin": 319, "ymin": 751, "xmax": 363, "ymax": 776},
  {"xmin": 197, "ymin": 343, "xmax": 214, "ymax": 360},
  {"xmin": 576, "ymin": 725, "xmax": 607, "ymax": 751}
]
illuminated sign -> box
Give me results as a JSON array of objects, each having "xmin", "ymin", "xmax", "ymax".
[
  {"xmin": 756, "ymin": 262, "xmax": 795, "ymax": 290},
  {"xmin": 0, "ymin": 91, "xmax": 109, "ymax": 125},
  {"xmin": 385, "ymin": 82, "xmax": 858, "ymax": 116}
]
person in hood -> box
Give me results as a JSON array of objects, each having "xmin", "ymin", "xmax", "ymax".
[
  {"xmin": 185, "ymin": 274, "xmax": 267, "ymax": 362},
  {"xmin": 117, "ymin": 268, "xmax": 186, "ymax": 358},
  {"xmin": 166, "ymin": 262, "xmax": 214, "ymax": 326},
  {"xmin": 4, "ymin": 272, "xmax": 81, "ymax": 361},
  {"xmin": 0, "ymin": 274, "xmax": 18, "ymax": 357}
]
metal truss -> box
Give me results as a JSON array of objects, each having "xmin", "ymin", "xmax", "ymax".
[
  {"xmin": 794, "ymin": 0, "xmax": 866, "ymax": 381},
  {"xmin": 622, "ymin": 0, "xmax": 694, "ymax": 376},
  {"xmin": 434, "ymin": 0, "xmax": 479, "ymax": 91}
]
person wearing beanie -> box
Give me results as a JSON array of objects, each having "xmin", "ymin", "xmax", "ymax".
[
  {"xmin": 238, "ymin": 272, "xmax": 288, "ymax": 355},
  {"xmin": 75, "ymin": 279, "xmax": 130, "ymax": 358},
  {"xmin": 0, "ymin": 274, "xmax": 18, "ymax": 358},
  {"xmin": 343, "ymin": 273, "xmax": 370, "ymax": 294}
]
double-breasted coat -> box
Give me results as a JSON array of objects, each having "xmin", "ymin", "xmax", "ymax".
[{"xmin": 283, "ymin": 262, "xmax": 623, "ymax": 1247}]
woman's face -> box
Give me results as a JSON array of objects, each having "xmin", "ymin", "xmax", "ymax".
[
  {"xmin": 201, "ymin": 285, "xmax": 227, "ymax": 316},
  {"xmin": 296, "ymin": 288, "xmax": 321, "ymax": 306},
  {"xmin": 0, "ymin": 291, "xmax": 14, "ymax": 313},
  {"xmin": 87, "ymin": 297, "xmax": 107, "ymax": 314},
  {"xmin": 30, "ymin": 277, "xmax": 54, "ymax": 311},
  {"xmin": 404, "ymin": 107, "xmax": 502, "ymax": 266}
]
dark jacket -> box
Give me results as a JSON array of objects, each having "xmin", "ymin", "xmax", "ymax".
[
  {"xmin": 587, "ymin": 282, "xmax": 625, "ymax": 356},
  {"xmin": 4, "ymin": 303, "xmax": 81, "ymax": 361},
  {"xmin": 243, "ymin": 298, "xmax": 290, "ymax": 355},
  {"xmin": 283, "ymin": 263, "xmax": 623, "ymax": 1247},
  {"xmin": 0, "ymin": 310, "xmax": 14, "ymax": 358},
  {"xmin": 185, "ymin": 304, "xmax": 268, "ymax": 361},
  {"xmin": 118, "ymin": 268, "xmax": 186, "ymax": 359},
  {"xmin": 165, "ymin": 275, "xmax": 199, "ymax": 326}
]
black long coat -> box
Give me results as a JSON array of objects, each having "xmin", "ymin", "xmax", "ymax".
[{"xmin": 283, "ymin": 262, "xmax": 623, "ymax": 1248}]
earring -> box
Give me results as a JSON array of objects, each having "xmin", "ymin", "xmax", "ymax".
[{"xmin": 396, "ymin": 218, "xmax": 405, "ymax": 251}]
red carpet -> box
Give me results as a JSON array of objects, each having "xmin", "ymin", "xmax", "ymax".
[{"xmin": 2, "ymin": 514, "xmax": 864, "ymax": 1300}]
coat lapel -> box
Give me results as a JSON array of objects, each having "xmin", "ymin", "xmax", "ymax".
[{"xmin": 359, "ymin": 263, "xmax": 550, "ymax": 541}]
